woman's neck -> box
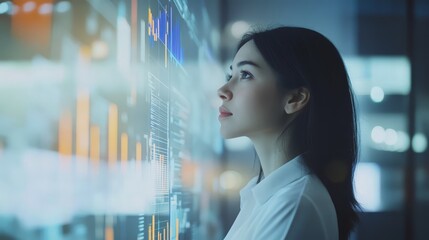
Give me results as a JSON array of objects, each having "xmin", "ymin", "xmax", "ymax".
[{"xmin": 249, "ymin": 130, "xmax": 302, "ymax": 178}]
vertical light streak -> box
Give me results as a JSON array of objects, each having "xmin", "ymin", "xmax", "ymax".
[
  {"xmin": 148, "ymin": 8, "xmax": 157, "ymax": 41},
  {"xmin": 117, "ymin": 1, "xmax": 130, "ymax": 75},
  {"xmin": 108, "ymin": 104, "xmax": 118, "ymax": 167},
  {"xmin": 76, "ymin": 89, "xmax": 90, "ymax": 159},
  {"xmin": 90, "ymin": 125, "xmax": 100, "ymax": 165},
  {"xmin": 176, "ymin": 218, "xmax": 179, "ymax": 240},
  {"xmin": 131, "ymin": 87, "xmax": 137, "ymax": 105},
  {"xmin": 121, "ymin": 133, "xmax": 128, "ymax": 170},
  {"xmin": 153, "ymin": 143, "xmax": 156, "ymax": 162},
  {"xmin": 105, "ymin": 226, "xmax": 114, "ymax": 240},
  {"xmin": 160, "ymin": 154, "xmax": 166, "ymax": 192},
  {"xmin": 136, "ymin": 141, "xmax": 142, "ymax": 169},
  {"xmin": 164, "ymin": 14, "xmax": 168, "ymax": 68},
  {"xmin": 167, "ymin": 222, "xmax": 169, "ymax": 240},
  {"xmin": 152, "ymin": 215, "xmax": 155, "ymax": 240},
  {"xmin": 58, "ymin": 109, "xmax": 72, "ymax": 156},
  {"xmin": 131, "ymin": 0, "xmax": 138, "ymax": 52},
  {"xmin": 140, "ymin": 20, "xmax": 146, "ymax": 62},
  {"xmin": 157, "ymin": 18, "xmax": 160, "ymax": 40}
]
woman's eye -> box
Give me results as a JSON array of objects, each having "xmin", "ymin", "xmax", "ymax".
[
  {"xmin": 225, "ymin": 71, "xmax": 252, "ymax": 82},
  {"xmin": 225, "ymin": 73, "xmax": 232, "ymax": 82},
  {"xmin": 240, "ymin": 71, "xmax": 253, "ymax": 80}
]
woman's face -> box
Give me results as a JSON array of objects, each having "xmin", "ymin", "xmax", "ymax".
[{"xmin": 217, "ymin": 40, "xmax": 287, "ymax": 139}]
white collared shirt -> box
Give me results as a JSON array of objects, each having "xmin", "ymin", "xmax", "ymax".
[{"xmin": 223, "ymin": 154, "xmax": 339, "ymax": 240}]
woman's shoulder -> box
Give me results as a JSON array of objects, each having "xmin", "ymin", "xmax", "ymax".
[
  {"xmin": 268, "ymin": 173, "xmax": 333, "ymax": 212},
  {"xmin": 259, "ymin": 174, "xmax": 338, "ymax": 239},
  {"xmin": 247, "ymin": 174, "xmax": 338, "ymax": 240}
]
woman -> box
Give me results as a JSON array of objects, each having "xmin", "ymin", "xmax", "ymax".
[{"xmin": 217, "ymin": 26, "xmax": 362, "ymax": 240}]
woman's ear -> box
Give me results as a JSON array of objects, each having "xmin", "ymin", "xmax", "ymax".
[{"xmin": 284, "ymin": 87, "xmax": 310, "ymax": 114}]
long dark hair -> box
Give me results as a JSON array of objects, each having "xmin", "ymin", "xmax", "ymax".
[{"xmin": 238, "ymin": 26, "xmax": 362, "ymax": 240}]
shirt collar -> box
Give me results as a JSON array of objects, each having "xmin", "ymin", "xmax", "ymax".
[
  {"xmin": 251, "ymin": 153, "xmax": 310, "ymax": 205},
  {"xmin": 239, "ymin": 176, "xmax": 258, "ymax": 207}
]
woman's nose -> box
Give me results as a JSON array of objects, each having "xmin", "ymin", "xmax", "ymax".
[{"xmin": 217, "ymin": 86, "xmax": 232, "ymax": 101}]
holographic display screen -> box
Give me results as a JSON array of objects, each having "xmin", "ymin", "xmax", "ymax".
[{"xmin": 0, "ymin": 0, "xmax": 223, "ymax": 239}]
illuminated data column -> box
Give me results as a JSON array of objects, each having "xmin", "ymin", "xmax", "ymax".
[
  {"xmin": 58, "ymin": 109, "xmax": 73, "ymax": 157},
  {"xmin": 148, "ymin": 8, "xmax": 158, "ymax": 41},
  {"xmin": 152, "ymin": 215, "xmax": 155, "ymax": 240},
  {"xmin": 121, "ymin": 133, "xmax": 128, "ymax": 171},
  {"xmin": 148, "ymin": 6, "xmax": 183, "ymax": 65},
  {"xmin": 131, "ymin": 0, "xmax": 138, "ymax": 57},
  {"xmin": 176, "ymin": 218, "xmax": 179, "ymax": 240},
  {"xmin": 140, "ymin": 19, "xmax": 146, "ymax": 62},
  {"xmin": 90, "ymin": 125, "xmax": 100, "ymax": 166},
  {"xmin": 105, "ymin": 215, "xmax": 115, "ymax": 240},
  {"xmin": 108, "ymin": 104, "xmax": 118, "ymax": 168},
  {"xmin": 105, "ymin": 227, "xmax": 114, "ymax": 240},
  {"xmin": 136, "ymin": 141, "xmax": 142, "ymax": 170},
  {"xmin": 148, "ymin": 72, "xmax": 169, "ymax": 195},
  {"xmin": 76, "ymin": 89, "xmax": 90, "ymax": 160},
  {"xmin": 147, "ymin": 215, "xmax": 169, "ymax": 240},
  {"xmin": 167, "ymin": 222, "xmax": 169, "ymax": 240}
]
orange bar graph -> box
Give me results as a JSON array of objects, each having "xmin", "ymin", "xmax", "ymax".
[
  {"xmin": 148, "ymin": 8, "xmax": 157, "ymax": 41},
  {"xmin": 108, "ymin": 104, "xmax": 118, "ymax": 167},
  {"xmin": 90, "ymin": 125, "xmax": 100, "ymax": 164},
  {"xmin": 121, "ymin": 133, "xmax": 128, "ymax": 170},
  {"xmin": 76, "ymin": 89, "xmax": 90, "ymax": 159},
  {"xmin": 148, "ymin": 218, "xmax": 169, "ymax": 240},
  {"xmin": 58, "ymin": 109, "xmax": 72, "ymax": 156}
]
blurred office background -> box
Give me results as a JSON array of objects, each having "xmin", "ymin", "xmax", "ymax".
[{"xmin": 0, "ymin": 0, "xmax": 428, "ymax": 239}]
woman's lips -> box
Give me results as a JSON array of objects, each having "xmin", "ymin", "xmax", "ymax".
[
  {"xmin": 219, "ymin": 112, "xmax": 233, "ymax": 117},
  {"xmin": 219, "ymin": 106, "xmax": 233, "ymax": 119}
]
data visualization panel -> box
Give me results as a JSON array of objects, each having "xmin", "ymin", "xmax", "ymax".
[{"xmin": 0, "ymin": 0, "xmax": 224, "ymax": 239}]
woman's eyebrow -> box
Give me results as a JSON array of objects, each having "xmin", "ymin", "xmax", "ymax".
[{"xmin": 230, "ymin": 60, "xmax": 261, "ymax": 70}]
